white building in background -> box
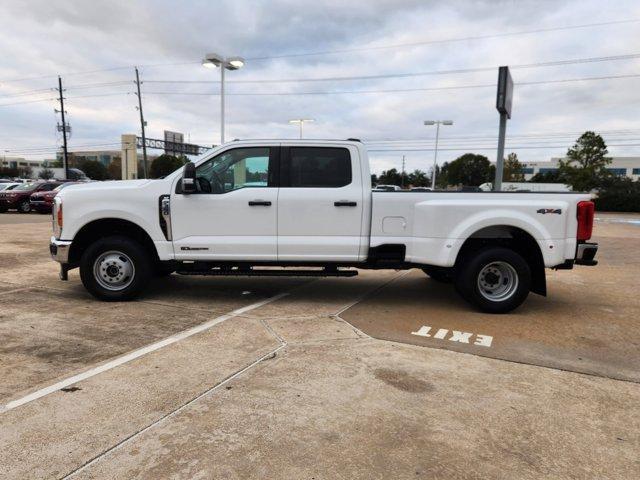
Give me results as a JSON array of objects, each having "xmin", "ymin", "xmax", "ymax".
[{"xmin": 522, "ymin": 157, "xmax": 640, "ymax": 181}]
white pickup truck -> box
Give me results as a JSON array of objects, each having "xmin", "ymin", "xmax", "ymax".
[{"xmin": 49, "ymin": 139, "xmax": 598, "ymax": 313}]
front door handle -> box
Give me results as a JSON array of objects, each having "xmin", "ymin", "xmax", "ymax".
[
  {"xmin": 334, "ymin": 201, "xmax": 357, "ymax": 207},
  {"xmin": 248, "ymin": 200, "xmax": 272, "ymax": 206}
]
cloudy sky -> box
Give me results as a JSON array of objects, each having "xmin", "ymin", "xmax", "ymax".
[{"xmin": 1, "ymin": 0, "xmax": 639, "ymax": 174}]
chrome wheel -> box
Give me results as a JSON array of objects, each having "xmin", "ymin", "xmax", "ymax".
[
  {"xmin": 20, "ymin": 201, "xmax": 31, "ymax": 213},
  {"xmin": 477, "ymin": 261, "xmax": 519, "ymax": 302},
  {"xmin": 93, "ymin": 250, "xmax": 135, "ymax": 291}
]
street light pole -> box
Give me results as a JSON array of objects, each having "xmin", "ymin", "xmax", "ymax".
[
  {"xmin": 424, "ymin": 120, "xmax": 453, "ymax": 190},
  {"xmin": 202, "ymin": 53, "xmax": 245, "ymax": 144},
  {"xmin": 220, "ymin": 64, "xmax": 225, "ymax": 144},
  {"xmin": 289, "ymin": 118, "xmax": 315, "ymax": 139}
]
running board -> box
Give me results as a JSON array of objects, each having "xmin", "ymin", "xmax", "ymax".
[{"xmin": 176, "ymin": 268, "xmax": 358, "ymax": 277}]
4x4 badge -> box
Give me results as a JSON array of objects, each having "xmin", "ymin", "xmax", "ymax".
[{"xmin": 536, "ymin": 208, "xmax": 562, "ymax": 214}]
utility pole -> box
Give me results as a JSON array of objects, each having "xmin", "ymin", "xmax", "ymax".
[
  {"xmin": 135, "ymin": 67, "xmax": 148, "ymax": 178},
  {"xmin": 57, "ymin": 76, "xmax": 70, "ymax": 180},
  {"xmin": 401, "ymin": 155, "xmax": 406, "ymax": 188}
]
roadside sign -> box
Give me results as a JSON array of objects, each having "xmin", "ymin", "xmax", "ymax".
[{"xmin": 496, "ymin": 66, "xmax": 513, "ymax": 119}]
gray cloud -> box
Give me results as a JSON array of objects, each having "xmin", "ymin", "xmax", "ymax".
[{"xmin": 1, "ymin": 0, "xmax": 639, "ymax": 173}]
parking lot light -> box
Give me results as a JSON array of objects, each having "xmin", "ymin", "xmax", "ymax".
[{"xmin": 202, "ymin": 53, "xmax": 245, "ymax": 144}]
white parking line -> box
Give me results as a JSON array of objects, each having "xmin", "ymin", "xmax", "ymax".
[{"xmin": 1, "ymin": 292, "xmax": 289, "ymax": 413}]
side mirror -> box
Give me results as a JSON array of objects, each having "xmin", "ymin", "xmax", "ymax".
[{"xmin": 181, "ymin": 162, "xmax": 197, "ymax": 194}]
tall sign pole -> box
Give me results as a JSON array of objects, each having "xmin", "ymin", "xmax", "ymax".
[
  {"xmin": 494, "ymin": 66, "xmax": 513, "ymax": 191},
  {"xmin": 135, "ymin": 67, "xmax": 148, "ymax": 179},
  {"xmin": 57, "ymin": 76, "xmax": 70, "ymax": 180}
]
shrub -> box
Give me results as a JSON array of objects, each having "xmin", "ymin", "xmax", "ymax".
[{"xmin": 594, "ymin": 178, "xmax": 640, "ymax": 212}]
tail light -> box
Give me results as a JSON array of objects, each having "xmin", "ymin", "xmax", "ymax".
[
  {"xmin": 56, "ymin": 203, "xmax": 63, "ymax": 231},
  {"xmin": 577, "ymin": 201, "xmax": 594, "ymax": 241},
  {"xmin": 53, "ymin": 198, "xmax": 62, "ymax": 238}
]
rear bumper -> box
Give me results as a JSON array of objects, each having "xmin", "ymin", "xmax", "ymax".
[
  {"xmin": 49, "ymin": 236, "xmax": 72, "ymax": 263},
  {"xmin": 575, "ymin": 242, "xmax": 598, "ymax": 266}
]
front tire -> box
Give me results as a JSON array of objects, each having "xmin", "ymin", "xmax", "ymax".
[
  {"xmin": 455, "ymin": 247, "xmax": 531, "ymax": 314},
  {"xmin": 18, "ymin": 200, "xmax": 31, "ymax": 213},
  {"xmin": 80, "ymin": 236, "xmax": 151, "ymax": 301}
]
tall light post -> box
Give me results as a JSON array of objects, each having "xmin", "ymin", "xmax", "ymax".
[
  {"xmin": 289, "ymin": 118, "xmax": 314, "ymax": 139},
  {"xmin": 424, "ymin": 120, "xmax": 453, "ymax": 190},
  {"xmin": 202, "ymin": 53, "xmax": 245, "ymax": 144}
]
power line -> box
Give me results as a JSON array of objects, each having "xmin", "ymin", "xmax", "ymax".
[
  {"xmin": 367, "ymin": 143, "xmax": 640, "ymax": 152},
  {"xmin": 144, "ymin": 52, "xmax": 640, "ymax": 85},
  {"xmin": 2, "ymin": 142, "xmax": 123, "ymax": 154},
  {"xmin": 0, "ymin": 97, "xmax": 55, "ymax": 108},
  {"xmin": 1, "ymin": 18, "xmax": 638, "ymax": 84},
  {"xmin": 0, "ymin": 63, "xmax": 198, "ymax": 85},
  {"xmin": 143, "ymin": 72, "xmax": 640, "ymax": 97},
  {"xmin": 66, "ymin": 92, "xmax": 133, "ymax": 100},
  {"xmin": 365, "ymin": 129, "xmax": 640, "ymax": 143},
  {"xmin": 245, "ymin": 18, "xmax": 640, "ymax": 60}
]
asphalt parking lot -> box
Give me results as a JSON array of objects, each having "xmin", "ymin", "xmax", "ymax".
[{"xmin": 1, "ymin": 212, "xmax": 639, "ymax": 479}]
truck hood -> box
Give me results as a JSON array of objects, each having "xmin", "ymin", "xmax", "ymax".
[{"xmin": 64, "ymin": 180, "xmax": 153, "ymax": 191}]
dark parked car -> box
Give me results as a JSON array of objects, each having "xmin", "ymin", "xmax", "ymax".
[
  {"xmin": 30, "ymin": 182, "xmax": 78, "ymax": 213},
  {"xmin": 0, "ymin": 181, "xmax": 62, "ymax": 213}
]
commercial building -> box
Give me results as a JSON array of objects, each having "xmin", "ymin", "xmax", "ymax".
[
  {"xmin": 1, "ymin": 156, "xmax": 44, "ymax": 170},
  {"xmin": 522, "ymin": 157, "xmax": 640, "ymax": 181}
]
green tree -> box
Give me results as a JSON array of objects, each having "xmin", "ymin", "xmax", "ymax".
[
  {"xmin": 0, "ymin": 167, "xmax": 19, "ymax": 178},
  {"xmin": 107, "ymin": 158, "xmax": 122, "ymax": 180},
  {"xmin": 558, "ymin": 131, "xmax": 611, "ymax": 191},
  {"xmin": 434, "ymin": 163, "xmax": 448, "ymax": 189},
  {"xmin": 378, "ymin": 168, "xmax": 402, "ymax": 186},
  {"xmin": 17, "ymin": 166, "xmax": 33, "ymax": 178},
  {"xmin": 595, "ymin": 176, "xmax": 640, "ymax": 212},
  {"xmin": 503, "ymin": 152, "xmax": 524, "ymax": 181},
  {"xmin": 530, "ymin": 169, "xmax": 563, "ymax": 183},
  {"xmin": 150, "ymin": 154, "xmax": 186, "ymax": 179},
  {"xmin": 446, "ymin": 153, "xmax": 493, "ymax": 186},
  {"xmin": 38, "ymin": 167, "xmax": 55, "ymax": 179},
  {"xmin": 79, "ymin": 159, "xmax": 109, "ymax": 180},
  {"xmin": 408, "ymin": 169, "xmax": 429, "ymax": 187}
]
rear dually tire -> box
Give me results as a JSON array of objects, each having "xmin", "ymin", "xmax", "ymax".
[{"xmin": 455, "ymin": 246, "xmax": 531, "ymax": 314}]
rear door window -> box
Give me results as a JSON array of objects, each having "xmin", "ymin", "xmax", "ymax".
[{"xmin": 286, "ymin": 147, "xmax": 352, "ymax": 188}]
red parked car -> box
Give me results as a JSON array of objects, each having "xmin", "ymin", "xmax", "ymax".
[
  {"xmin": 29, "ymin": 182, "xmax": 78, "ymax": 214},
  {"xmin": 0, "ymin": 181, "xmax": 62, "ymax": 213}
]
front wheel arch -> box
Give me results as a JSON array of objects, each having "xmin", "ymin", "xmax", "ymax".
[{"xmin": 69, "ymin": 218, "xmax": 159, "ymax": 267}]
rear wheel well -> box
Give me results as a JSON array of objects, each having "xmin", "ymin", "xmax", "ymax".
[
  {"xmin": 68, "ymin": 218, "xmax": 159, "ymax": 266},
  {"xmin": 455, "ymin": 226, "xmax": 546, "ymax": 296}
]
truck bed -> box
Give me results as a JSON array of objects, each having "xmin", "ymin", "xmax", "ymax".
[{"xmin": 370, "ymin": 191, "xmax": 592, "ymax": 268}]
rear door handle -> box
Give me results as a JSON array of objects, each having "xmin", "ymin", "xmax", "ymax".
[
  {"xmin": 334, "ymin": 201, "xmax": 357, "ymax": 207},
  {"xmin": 248, "ymin": 200, "xmax": 272, "ymax": 206}
]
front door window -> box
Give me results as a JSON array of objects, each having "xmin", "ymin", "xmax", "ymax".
[{"xmin": 195, "ymin": 147, "xmax": 271, "ymax": 194}]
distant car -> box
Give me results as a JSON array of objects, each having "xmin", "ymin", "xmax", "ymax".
[
  {"xmin": 30, "ymin": 182, "xmax": 78, "ymax": 214},
  {"xmin": 410, "ymin": 187, "xmax": 432, "ymax": 192},
  {"xmin": 0, "ymin": 181, "xmax": 62, "ymax": 213},
  {"xmin": 373, "ymin": 184, "xmax": 401, "ymax": 192},
  {"xmin": 0, "ymin": 183, "xmax": 20, "ymax": 191}
]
